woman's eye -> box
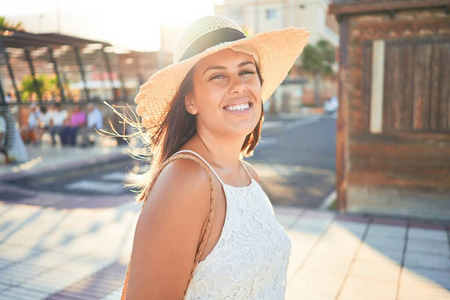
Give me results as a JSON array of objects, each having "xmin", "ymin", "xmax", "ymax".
[
  {"xmin": 210, "ymin": 74, "xmax": 225, "ymax": 80},
  {"xmin": 240, "ymin": 70, "xmax": 256, "ymax": 76}
]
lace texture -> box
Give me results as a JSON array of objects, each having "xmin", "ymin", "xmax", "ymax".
[{"xmin": 184, "ymin": 179, "xmax": 292, "ymax": 300}]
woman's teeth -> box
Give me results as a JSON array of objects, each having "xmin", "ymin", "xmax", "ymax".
[{"xmin": 226, "ymin": 103, "xmax": 250, "ymax": 111}]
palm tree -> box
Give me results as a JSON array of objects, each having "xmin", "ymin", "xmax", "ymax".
[
  {"xmin": 0, "ymin": 17, "xmax": 25, "ymax": 31},
  {"xmin": 301, "ymin": 39, "xmax": 335, "ymax": 107}
]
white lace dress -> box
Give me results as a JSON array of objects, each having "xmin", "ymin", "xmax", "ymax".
[{"xmin": 174, "ymin": 150, "xmax": 292, "ymax": 300}]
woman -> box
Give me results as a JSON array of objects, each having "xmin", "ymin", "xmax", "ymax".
[{"xmin": 122, "ymin": 15, "xmax": 309, "ymax": 299}]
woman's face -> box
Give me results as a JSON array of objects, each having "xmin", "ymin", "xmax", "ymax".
[{"xmin": 185, "ymin": 49, "xmax": 262, "ymax": 138}]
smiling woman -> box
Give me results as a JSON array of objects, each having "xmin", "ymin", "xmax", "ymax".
[{"xmin": 118, "ymin": 15, "xmax": 310, "ymax": 299}]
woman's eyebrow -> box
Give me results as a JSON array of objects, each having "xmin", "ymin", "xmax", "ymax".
[
  {"xmin": 203, "ymin": 61, "xmax": 256, "ymax": 75},
  {"xmin": 203, "ymin": 66, "xmax": 226, "ymax": 75},
  {"xmin": 238, "ymin": 61, "xmax": 255, "ymax": 68}
]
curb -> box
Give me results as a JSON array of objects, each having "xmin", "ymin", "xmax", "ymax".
[{"xmin": 0, "ymin": 151, "xmax": 130, "ymax": 182}]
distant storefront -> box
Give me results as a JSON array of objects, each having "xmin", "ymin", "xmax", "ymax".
[
  {"xmin": 0, "ymin": 30, "xmax": 158, "ymax": 105},
  {"xmin": 330, "ymin": 0, "xmax": 450, "ymax": 220},
  {"xmin": 0, "ymin": 30, "xmax": 160, "ymax": 128}
]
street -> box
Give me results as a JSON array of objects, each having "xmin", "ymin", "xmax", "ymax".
[
  {"xmin": 250, "ymin": 114, "xmax": 336, "ymax": 208},
  {"xmin": 3, "ymin": 115, "xmax": 337, "ymax": 210}
]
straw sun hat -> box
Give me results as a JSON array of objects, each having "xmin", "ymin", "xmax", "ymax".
[{"xmin": 135, "ymin": 15, "xmax": 310, "ymax": 130}]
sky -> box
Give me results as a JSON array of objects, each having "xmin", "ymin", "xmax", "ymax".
[{"xmin": 0, "ymin": 0, "xmax": 217, "ymax": 51}]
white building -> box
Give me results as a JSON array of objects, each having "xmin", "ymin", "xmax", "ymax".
[
  {"xmin": 215, "ymin": 0, "xmax": 339, "ymax": 112},
  {"xmin": 215, "ymin": 0, "xmax": 338, "ymax": 46}
]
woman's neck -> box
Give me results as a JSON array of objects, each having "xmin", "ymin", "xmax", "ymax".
[{"xmin": 184, "ymin": 130, "xmax": 245, "ymax": 172}]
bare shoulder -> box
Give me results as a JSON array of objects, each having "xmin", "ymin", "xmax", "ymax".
[
  {"xmin": 144, "ymin": 157, "xmax": 211, "ymax": 214},
  {"xmin": 241, "ymin": 160, "xmax": 260, "ymax": 183},
  {"xmin": 127, "ymin": 157, "xmax": 212, "ymax": 298}
]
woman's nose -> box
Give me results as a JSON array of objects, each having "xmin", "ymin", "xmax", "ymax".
[{"xmin": 229, "ymin": 75, "xmax": 247, "ymax": 94}]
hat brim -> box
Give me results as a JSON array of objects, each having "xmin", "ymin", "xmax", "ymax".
[{"xmin": 135, "ymin": 27, "xmax": 310, "ymax": 129}]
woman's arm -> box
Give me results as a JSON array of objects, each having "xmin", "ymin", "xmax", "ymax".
[{"xmin": 125, "ymin": 159, "xmax": 211, "ymax": 299}]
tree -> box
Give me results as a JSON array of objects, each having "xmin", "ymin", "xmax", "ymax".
[
  {"xmin": 0, "ymin": 17, "xmax": 25, "ymax": 31},
  {"xmin": 21, "ymin": 74, "xmax": 57, "ymax": 101},
  {"xmin": 301, "ymin": 39, "xmax": 335, "ymax": 107}
]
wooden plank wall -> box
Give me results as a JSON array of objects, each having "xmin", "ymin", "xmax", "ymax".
[{"xmin": 337, "ymin": 8, "xmax": 450, "ymax": 219}]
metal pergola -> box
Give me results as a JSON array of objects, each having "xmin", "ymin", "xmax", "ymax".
[{"xmin": 0, "ymin": 29, "xmax": 131, "ymax": 104}]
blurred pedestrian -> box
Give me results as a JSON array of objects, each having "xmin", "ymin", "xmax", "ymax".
[
  {"xmin": 27, "ymin": 104, "xmax": 40, "ymax": 145},
  {"xmin": 119, "ymin": 15, "xmax": 310, "ymax": 299},
  {"xmin": 5, "ymin": 92, "xmax": 14, "ymax": 103},
  {"xmin": 49, "ymin": 103, "xmax": 68, "ymax": 146},
  {"xmin": 35, "ymin": 106, "xmax": 52, "ymax": 145},
  {"xmin": 0, "ymin": 113, "xmax": 6, "ymax": 162},
  {"xmin": 61, "ymin": 105, "xmax": 86, "ymax": 146},
  {"xmin": 80, "ymin": 103, "xmax": 103, "ymax": 147}
]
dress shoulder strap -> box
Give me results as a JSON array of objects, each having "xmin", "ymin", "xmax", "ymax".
[
  {"xmin": 173, "ymin": 150, "xmax": 225, "ymax": 186},
  {"xmin": 240, "ymin": 160, "xmax": 253, "ymax": 180}
]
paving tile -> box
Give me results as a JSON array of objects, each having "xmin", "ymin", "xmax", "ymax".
[
  {"xmin": 356, "ymin": 244, "xmax": 404, "ymax": 264},
  {"xmin": 366, "ymin": 223, "xmax": 407, "ymax": 239},
  {"xmin": 0, "ymin": 281, "xmax": 10, "ymax": 292},
  {"xmin": 408, "ymin": 227, "xmax": 448, "ymax": 243},
  {"xmin": 290, "ymin": 216, "xmax": 332, "ymax": 236},
  {"xmin": 99, "ymin": 287, "xmax": 123, "ymax": 300},
  {"xmin": 335, "ymin": 213, "xmax": 370, "ymax": 224},
  {"xmin": 364, "ymin": 235, "xmax": 406, "ymax": 251},
  {"xmin": 348, "ymin": 260, "xmax": 401, "ymax": 281},
  {"xmin": 398, "ymin": 267, "xmax": 450, "ymax": 300},
  {"xmin": 331, "ymin": 220, "xmax": 368, "ymax": 238},
  {"xmin": 0, "ymin": 261, "xmax": 49, "ymax": 285},
  {"xmin": 403, "ymin": 267, "xmax": 450, "ymax": 289},
  {"xmin": 301, "ymin": 253, "xmax": 353, "ymax": 275},
  {"xmin": 0, "ymin": 286, "xmax": 49, "ymax": 300},
  {"xmin": 406, "ymin": 238, "xmax": 450, "ymax": 255},
  {"xmin": 303, "ymin": 209, "xmax": 335, "ymax": 219},
  {"xmin": 20, "ymin": 251, "xmax": 73, "ymax": 269},
  {"xmin": 338, "ymin": 276, "xmax": 397, "ymax": 300},
  {"xmin": 287, "ymin": 270, "xmax": 344, "ymax": 299},
  {"xmin": 273, "ymin": 205, "xmax": 304, "ymax": 216},
  {"xmin": 275, "ymin": 214, "xmax": 299, "ymax": 229},
  {"xmin": 404, "ymin": 252, "xmax": 450, "ymax": 271}
]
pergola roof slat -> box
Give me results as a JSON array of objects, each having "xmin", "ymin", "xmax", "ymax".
[{"xmin": 0, "ymin": 30, "xmax": 111, "ymax": 49}]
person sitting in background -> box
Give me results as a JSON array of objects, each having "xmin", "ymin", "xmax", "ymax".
[
  {"xmin": 0, "ymin": 114, "xmax": 6, "ymax": 162},
  {"xmin": 49, "ymin": 104, "xmax": 68, "ymax": 146},
  {"xmin": 80, "ymin": 103, "xmax": 103, "ymax": 147},
  {"xmin": 35, "ymin": 106, "xmax": 52, "ymax": 145},
  {"xmin": 61, "ymin": 105, "xmax": 86, "ymax": 146},
  {"xmin": 5, "ymin": 92, "xmax": 14, "ymax": 103},
  {"xmin": 27, "ymin": 104, "xmax": 40, "ymax": 146}
]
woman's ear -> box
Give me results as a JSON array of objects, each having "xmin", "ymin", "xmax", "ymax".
[{"xmin": 184, "ymin": 93, "xmax": 198, "ymax": 115}]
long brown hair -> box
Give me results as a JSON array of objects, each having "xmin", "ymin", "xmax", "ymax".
[{"xmin": 130, "ymin": 64, "xmax": 264, "ymax": 202}]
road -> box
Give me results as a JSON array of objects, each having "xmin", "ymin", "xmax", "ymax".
[
  {"xmin": 249, "ymin": 114, "xmax": 336, "ymax": 208},
  {"xmin": 5, "ymin": 114, "xmax": 336, "ymax": 209}
]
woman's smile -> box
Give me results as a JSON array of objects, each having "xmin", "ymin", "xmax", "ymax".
[{"xmin": 223, "ymin": 102, "xmax": 253, "ymax": 114}]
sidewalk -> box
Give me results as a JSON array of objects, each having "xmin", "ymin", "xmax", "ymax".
[
  {"xmin": 0, "ymin": 129, "xmax": 449, "ymax": 299},
  {"xmin": 0, "ymin": 136, "xmax": 130, "ymax": 182}
]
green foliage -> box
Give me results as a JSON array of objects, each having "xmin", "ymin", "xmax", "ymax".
[
  {"xmin": 0, "ymin": 16, "xmax": 24, "ymax": 31},
  {"xmin": 302, "ymin": 39, "xmax": 335, "ymax": 76},
  {"xmin": 20, "ymin": 74, "xmax": 57, "ymax": 101}
]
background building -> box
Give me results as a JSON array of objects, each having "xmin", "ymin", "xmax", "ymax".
[
  {"xmin": 215, "ymin": 0, "xmax": 339, "ymax": 112},
  {"xmin": 330, "ymin": 0, "xmax": 450, "ymax": 220}
]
